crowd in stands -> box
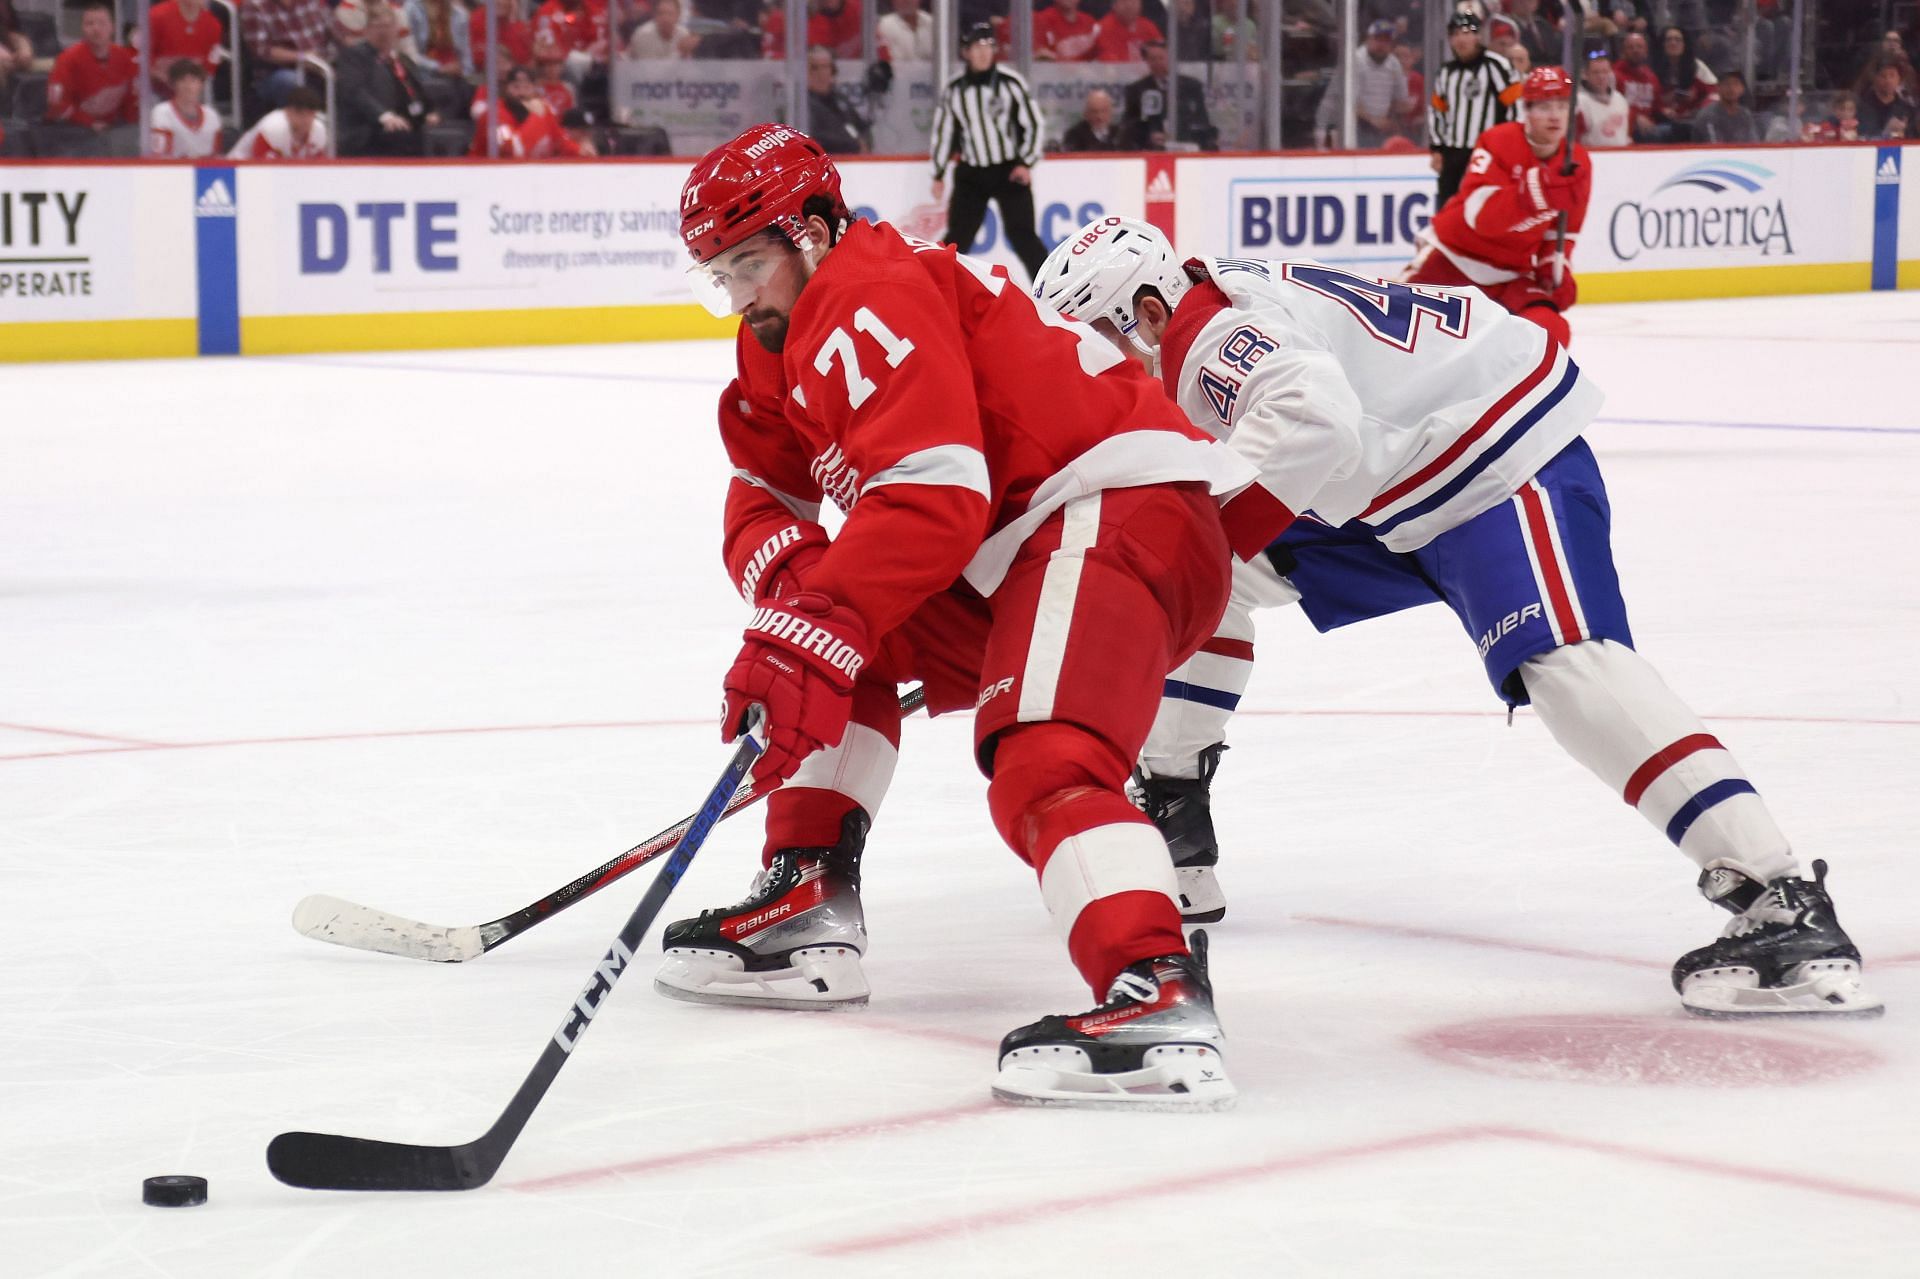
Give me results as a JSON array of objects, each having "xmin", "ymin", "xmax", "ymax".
[{"xmin": 0, "ymin": 0, "xmax": 1915, "ymax": 159}]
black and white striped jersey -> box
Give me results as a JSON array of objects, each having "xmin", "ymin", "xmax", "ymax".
[
  {"xmin": 1427, "ymin": 50, "xmax": 1520, "ymax": 149},
  {"xmin": 930, "ymin": 66, "xmax": 1045, "ymax": 177}
]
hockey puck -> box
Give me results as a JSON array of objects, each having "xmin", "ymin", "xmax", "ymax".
[{"xmin": 142, "ymin": 1175, "xmax": 208, "ymax": 1208}]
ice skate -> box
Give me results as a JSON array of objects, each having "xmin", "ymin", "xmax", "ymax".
[
  {"xmin": 1673, "ymin": 859, "xmax": 1883, "ymax": 1019},
  {"xmin": 993, "ymin": 931, "xmax": 1235, "ymax": 1111},
  {"xmin": 1132, "ymin": 743, "xmax": 1227, "ymax": 924},
  {"xmin": 654, "ymin": 811, "xmax": 870, "ymax": 1011}
]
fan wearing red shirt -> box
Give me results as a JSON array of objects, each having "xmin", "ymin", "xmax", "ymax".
[
  {"xmin": 1405, "ymin": 66, "xmax": 1590, "ymax": 348},
  {"xmin": 667, "ymin": 125, "xmax": 1259, "ymax": 1110},
  {"xmin": 470, "ymin": 64, "xmax": 586, "ymax": 156},
  {"xmin": 1092, "ymin": 0, "xmax": 1162, "ymax": 63},
  {"xmin": 532, "ymin": 32, "xmax": 576, "ymax": 114},
  {"xmin": 149, "ymin": 0, "xmax": 226, "ymax": 88},
  {"xmin": 1033, "ymin": 0, "xmax": 1098, "ymax": 61},
  {"xmin": 46, "ymin": 1, "xmax": 138, "ymax": 129},
  {"xmin": 533, "ymin": 0, "xmax": 606, "ymax": 63},
  {"xmin": 471, "ymin": 0, "xmax": 535, "ymax": 67}
]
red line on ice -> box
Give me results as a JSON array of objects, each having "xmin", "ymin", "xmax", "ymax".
[
  {"xmin": 1293, "ymin": 913, "xmax": 1668, "ymax": 971},
  {"xmin": 0, "ymin": 720, "xmax": 174, "ymax": 747},
  {"xmin": 505, "ymin": 1099, "xmax": 1001, "ymax": 1193},
  {"xmin": 1, "ymin": 707, "xmax": 1914, "ymax": 765},
  {"xmin": 812, "ymin": 1125, "xmax": 1920, "ymax": 1257}
]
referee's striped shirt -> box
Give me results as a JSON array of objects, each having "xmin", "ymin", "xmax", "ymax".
[
  {"xmin": 1427, "ymin": 49, "xmax": 1521, "ymax": 149},
  {"xmin": 930, "ymin": 66, "xmax": 1044, "ymax": 178}
]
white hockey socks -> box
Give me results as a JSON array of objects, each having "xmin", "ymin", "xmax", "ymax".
[{"xmin": 1519, "ymin": 640, "xmax": 1796, "ymax": 882}]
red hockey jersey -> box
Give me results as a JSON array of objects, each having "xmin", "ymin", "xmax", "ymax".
[
  {"xmin": 46, "ymin": 44, "xmax": 138, "ymax": 127},
  {"xmin": 1425, "ymin": 121, "xmax": 1590, "ymax": 284},
  {"xmin": 716, "ymin": 220, "xmax": 1253, "ymax": 641}
]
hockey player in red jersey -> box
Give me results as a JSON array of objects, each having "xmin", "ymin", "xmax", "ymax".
[
  {"xmin": 656, "ymin": 124, "xmax": 1270, "ymax": 1108},
  {"xmin": 1034, "ymin": 216, "xmax": 1884, "ymax": 1021},
  {"xmin": 1405, "ymin": 65, "xmax": 1589, "ymax": 349}
]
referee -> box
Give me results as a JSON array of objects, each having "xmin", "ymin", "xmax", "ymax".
[
  {"xmin": 1428, "ymin": 9, "xmax": 1519, "ymax": 208},
  {"xmin": 930, "ymin": 22, "xmax": 1048, "ymax": 279}
]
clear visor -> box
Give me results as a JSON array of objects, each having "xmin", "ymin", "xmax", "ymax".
[{"xmin": 685, "ymin": 227, "xmax": 813, "ymax": 319}]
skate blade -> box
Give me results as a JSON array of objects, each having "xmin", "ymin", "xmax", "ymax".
[
  {"xmin": 654, "ymin": 946, "xmax": 869, "ymax": 1012},
  {"xmin": 1680, "ymin": 960, "xmax": 1886, "ymax": 1019},
  {"xmin": 1175, "ymin": 867, "xmax": 1227, "ymax": 925},
  {"xmin": 992, "ymin": 1047, "xmax": 1236, "ymax": 1112}
]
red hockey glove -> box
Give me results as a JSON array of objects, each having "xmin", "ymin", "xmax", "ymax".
[
  {"xmin": 722, "ymin": 592, "xmax": 871, "ymax": 785},
  {"xmin": 733, "ymin": 520, "xmax": 830, "ymax": 603},
  {"xmin": 1529, "ymin": 240, "xmax": 1578, "ymax": 310}
]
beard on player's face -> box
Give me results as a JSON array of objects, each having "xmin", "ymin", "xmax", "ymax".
[{"xmin": 745, "ymin": 309, "xmax": 790, "ymax": 351}]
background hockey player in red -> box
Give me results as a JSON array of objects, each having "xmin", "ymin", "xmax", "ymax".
[
  {"xmin": 1405, "ymin": 66, "xmax": 1589, "ymax": 349},
  {"xmin": 661, "ymin": 124, "xmax": 1267, "ymax": 1108}
]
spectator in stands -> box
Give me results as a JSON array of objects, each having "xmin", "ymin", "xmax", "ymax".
[
  {"xmin": 1649, "ymin": 25, "xmax": 1714, "ymax": 139},
  {"xmin": 478, "ymin": 64, "xmax": 586, "ymax": 155},
  {"xmin": 1857, "ymin": 56, "xmax": 1916, "ymax": 138},
  {"xmin": 149, "ymin": 58, "xmax": 223, "ymax": 154},
  {"xmin": 1486, "ymin": 14, "xmax": 1522, "ymax": 65},
  {"xmin": 1168, "ymin": 0, "xmax": 1210, "ymax": 60},
  {"xmin": 1393, "ymin": 40, "xmax": 1423, "ymax": 134},
  {"xmin": 626, "ymin": 0, "xmax": 697, "ymax": 58},
  {"xmin": 336, "ymin": 1, "xmax": 438, "ymax": 155},
  {"xmin": 406, "ymin": 0, "xmax": 473, "ymax": 77},
  {"xmin": 1576, "ymin": 49, "xmax": 1632, "ymax": 146},
  {"xmin": 45, "ymin": 1, "xmax": 136, "ymax": 131},
  {"xmin": 1211, "ymin": 0, "xmax": 1255, "ymax": 61},
  {"xmin": 1123, "ymin": 38, "xmax": 1217, "ymax": 148},
  {"xmin": 473, "ymin": 0, "xmax": 536, "ymax": 69},
  {"xmin": 1802, "ymin": 90, "xmax": 1860, "ymax": 141},
  {"xmin": 0, "ymin": 0, "xmax": 33, "ymax": 99},
  {"xmin": 811, "ymin": 0, "xmax": 863, "ymax": 58},
  {"xmin": 1506, "ymin": 43, "xmax": 1532, "ymax": 78},
  {"xmin": 1694, "ymin": 67, "xmax": 1756, "ymax": 141},
  {"xmin": 148, "ymin": 0, "xmax": 226, "ymax": 94},
  {"xmin": 534, "ymin": 0, "xmax": 608, "ymax": 84},
  {"xmin": 1060, "ymin": 86, "xmax": 1123, "ymax": 149},
  {"xmin": 1613, "ymin": 29, "xmax": 1662, "ymax": 138},
  {"xmin": 335, "ymin": 0, "xmax": 370, "ymax": 49},
  {"xmin": 805, "ymin": 45, "xmax": 868, "ymax": 153},
  {"xmin": 1034, "ymin": 0, "xmax": 1098, "ymax": 62},
  {"xmin": 1093, "ymin": 0, "xmax": 1162, "ymax": 64},
  {"xmin": 533, "ymin": 32, "xmax": 575, "ymax": 111},
  {"xmin": 230, "ymin": 82, "xmax": 330, "ymax": 155},
  {"xmin": 1315, "ymin": 18, "xmax": 1411, "ymax": 148},
  {"xmin": 878, "ymin": 0, "xmax": 936, "ymax": 62},
  {"xmin": 1505, "ymin": 0, "xmax": 1559, "ymax": 70},
  {"xmin": 242, "ymin": 0, "xmax": 335, "ymax": 108}
]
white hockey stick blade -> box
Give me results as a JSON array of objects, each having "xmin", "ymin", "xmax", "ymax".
[{"xmin": 292, "ymin": 894, "xmax": 487, "ymax": 963}]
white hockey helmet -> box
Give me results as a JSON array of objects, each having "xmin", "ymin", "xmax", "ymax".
[{"xmin": 1031, "ymin": 215, "xmax": 1190, "ymax": 359}]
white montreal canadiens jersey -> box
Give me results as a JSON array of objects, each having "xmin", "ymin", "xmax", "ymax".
[{"xmin": 1173, "ymin": 256, "xmax": 1603, "ymax": 552}]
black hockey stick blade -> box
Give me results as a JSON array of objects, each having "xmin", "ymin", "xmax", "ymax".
[
  {"xmin": 291, "ymin": 686, "xmax": 926, "ymax": 963},
  {"xmin": 267, "ymin": 715, "xmax": 765, "ymax": 1192},
  {"xmin": 266, "ymin": 1132, "xmax": 488, "ymax": 1192}
]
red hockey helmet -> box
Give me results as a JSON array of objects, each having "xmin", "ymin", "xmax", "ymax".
[
  {"xmin": 1522, "ymin": 65, "xmax": 1574, "ymax": 102},
  {"xmin": 680, "ymin": 123, "xmax": 847, "ymax": 316},
  {"xmin": 680, "ymin": 123, "xmax": 844, "ymax": 266}
]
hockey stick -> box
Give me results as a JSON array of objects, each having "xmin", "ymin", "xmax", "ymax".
[
  {"xmin": 267, "ymin": 712, "xmax": 765, "ymax": 1191},
  {"xmin": 292, "ymin": 686, "xmax": 927, "ymax": 963}
]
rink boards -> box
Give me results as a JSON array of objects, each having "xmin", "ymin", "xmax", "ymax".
[{"xmin": 1, "ymin": 141, "xmax": 1913, "ymax": 361}]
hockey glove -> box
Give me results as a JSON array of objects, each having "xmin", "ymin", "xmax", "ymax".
[
  {"xmin": 722, "ymin": 591, "xmax": 871, "ymax": 785},
  {"xmin": 733, "ymin": 520, "xmax": 830, "ymax": 602}
]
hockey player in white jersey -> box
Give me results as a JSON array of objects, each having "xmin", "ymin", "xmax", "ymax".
[{"xmin": 1034, "ymin": 216, "xmax": 1882, "ymax": 1019}]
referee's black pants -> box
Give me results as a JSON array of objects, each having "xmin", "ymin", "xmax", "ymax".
[
  {"xmin": 1434, "ymin": 146, "xmax": 1473, "ymax": 210},
  {"xmin": 943, "ymin": 161, "xmax": 1048, "ymax": 280}
]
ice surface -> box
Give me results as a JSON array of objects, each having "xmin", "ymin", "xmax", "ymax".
[{"xmin": 3, "ymin": 292, "xmax": 1918, "ymax": 1277}]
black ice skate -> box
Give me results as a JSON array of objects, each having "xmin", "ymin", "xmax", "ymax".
[
  {"xmin": 1673, "ymin": 858, "xmax": 1884, "ymax": 1018},
  {"xmin": 993, "ymin": 931, "xmax": 1234, "ymax": 1110},
  {"xmin": 1132, "ymin": 743, "xmax": 1227, "ymax": 923},
  {"xmin": 653, "ymin": 811, "xmax": 869, "ymax": 1011}
]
